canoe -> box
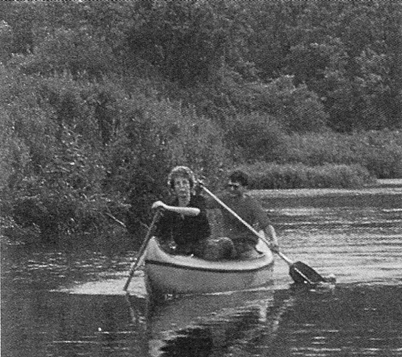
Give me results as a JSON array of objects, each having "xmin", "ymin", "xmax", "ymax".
[{"xmin": 144, "ymin": 237, "xmax": 274, "ymax": 296}]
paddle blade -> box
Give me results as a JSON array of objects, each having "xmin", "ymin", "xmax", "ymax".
[{"xmin": 289, "ymin": 261, "xmax": 326, "ymax": 285}]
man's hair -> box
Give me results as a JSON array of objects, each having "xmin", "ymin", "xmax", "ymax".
[
  {"xmin": 167, "ymin": 166, "xmax": 196, "ymax": 189},
  {"xmin": 229, "ymin": 170, "xmax": 249, "ymax": 186}
]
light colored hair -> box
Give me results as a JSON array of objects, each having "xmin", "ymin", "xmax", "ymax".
[{"xmin": 167, "ymin": 166, "xmax": 196, "ymax": 189}]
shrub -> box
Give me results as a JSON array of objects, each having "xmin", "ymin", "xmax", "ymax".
[
  {"xmin": 226, "ymin": 112, "xmax": 287, "ymax": 163},
  {"xmin": 281, "ymin": 130, "xmax": 402, "ymax": 178},
  {"xmin": 7, "ymin": 126, "xmax": 128, "ymax": 243},
  {"xmin": 282, "ymin": 131, "xmax": 356, "ymax": 165},
  {"xmin": 1, "ymin": 61, "xmax": 230, "ymax": 245},
  {"xmin": 15, "ymin": 26, "xmax": 117, "ymax": 79},
  {"xmin": 238, "ymin": 162, "xmax": 374, "ymax": 189},
  {"xmin": 356, "ymin": 130, "xmax": 402, "ymax": 178},
  {"xmin": 246, "ymin": 75, "xmax": 329, "ymax": 133},
  {"xmin": 0, "ymin": 70, "xmax": 127, "ymax": 243},
  {"xmin": 104, "ymin": 93, "xmax": 230, "ymax": 231}
]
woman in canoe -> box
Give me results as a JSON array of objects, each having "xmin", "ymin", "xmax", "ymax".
[{"xmin": 151, "ymin": 166, "xmax": 213, "ymax": 257}]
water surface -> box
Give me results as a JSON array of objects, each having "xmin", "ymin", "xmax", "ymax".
[{"xmin": 2, "ymin": 184, "xmax": 402, "ymax": 357}]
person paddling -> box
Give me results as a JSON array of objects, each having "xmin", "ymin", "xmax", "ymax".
[
  {"xmin": 152, "ymin": 166, "xmax": 211, "ymax": 256},
  {"xmin": 205, "ymin": 170, "xmax": 279, "ymax": 259}
]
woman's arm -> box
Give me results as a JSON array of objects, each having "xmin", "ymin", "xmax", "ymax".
[{"xmin": 152, "ymin": 201, "xmax": 200, "ymax": 216}]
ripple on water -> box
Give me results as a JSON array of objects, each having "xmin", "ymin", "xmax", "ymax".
[{"xmin": 1, "ymin": 185, "xmax": 401, "ymax": 357}]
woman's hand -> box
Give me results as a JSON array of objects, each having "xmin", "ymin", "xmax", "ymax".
[
  {"xmin": 152, "ymin": 201, "xmax": 168, "ymax": 211},
  {"xmin": 152, "ymin": 200, "xmax": 201, "ymax": 217}
]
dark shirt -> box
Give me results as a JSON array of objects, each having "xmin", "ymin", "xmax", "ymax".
[
  {"xmin": 155, "ymin": 195, "xmax": 211, "ymax": 248},
  {"xmin": 206, "ymin": 193, "xmax": 270, "ymax": 245}
]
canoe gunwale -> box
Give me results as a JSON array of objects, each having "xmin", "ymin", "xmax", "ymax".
[{"xmin": 145, "ymin": 258, "xmax": 273, "ymax": 274}]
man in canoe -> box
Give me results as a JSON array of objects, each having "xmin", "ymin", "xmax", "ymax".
[
  {"xmin": 203, "ymin": 170, "xmax": 280, "ymax": 259},
  {"xmin": 151, "ymin": 166, "xmax": 211, "ymax": 256}
]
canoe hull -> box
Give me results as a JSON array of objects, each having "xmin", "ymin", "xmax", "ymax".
[{"xmin": 144, "ymin": 237, "xmax": 274, "ymax": 295}]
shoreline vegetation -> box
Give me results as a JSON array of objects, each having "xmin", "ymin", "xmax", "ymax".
[{"xmin": 1, "ymin": 1, "xmax": 401, "ymax": 245}]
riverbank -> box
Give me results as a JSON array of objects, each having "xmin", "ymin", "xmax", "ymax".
[
  {"xmin": 375, "ymin": 178, "xmax": 402, "ymax": 188},
  {"xmin": 251, "ymin": 178, "xmax": 402, "ymax": 202}
]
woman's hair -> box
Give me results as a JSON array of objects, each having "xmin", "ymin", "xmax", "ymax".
[
  {"xmin": 229, "ymin": 170, "xmax": 249, "ymax": 186},
  {"xmin": 167, "ymin": 166, "xmax": 196, "ymax": 189}
]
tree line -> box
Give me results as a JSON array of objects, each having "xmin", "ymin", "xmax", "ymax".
[{"xmin": 0, "ymin": 0, "xmax": 401, "ymax": 244}]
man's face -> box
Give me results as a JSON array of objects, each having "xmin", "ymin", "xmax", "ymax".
[{"xmin": 227, "ymin": 180, "xmax": 244, "ymax": 198}]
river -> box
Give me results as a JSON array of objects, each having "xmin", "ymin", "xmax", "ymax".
[{"xmin": 2, "ymin": 182, "xmax": 402, "ymax": 357}]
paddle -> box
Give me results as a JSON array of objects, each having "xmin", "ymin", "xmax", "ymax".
[
  {"xmin": 105, "ymin": 212, "xmax": 150, "ymax": 231},
  {"xmin": 105, "ymin": 212, "xmax": 128, "ymax": 229},
  {"xmin": 201, "ymin": 185, "xmax": 326, "ymax": 285},
  {"xmin": 123, "ymin": 210, "xmax": 161, "ymax": 292}
]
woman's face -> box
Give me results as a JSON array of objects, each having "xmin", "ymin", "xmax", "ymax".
[{"xmin": 173, "ymin": 176, "xmax": 191, "ymax": 201}]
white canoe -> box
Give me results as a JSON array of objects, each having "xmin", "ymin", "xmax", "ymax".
[{"xmin": 144, "ymin": 237, "xmax": 274, "ymax": 296}]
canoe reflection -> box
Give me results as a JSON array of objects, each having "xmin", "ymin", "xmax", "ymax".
[{"xmin": 126, "ymin": 288, "xmax": 293, "ymax": 357}]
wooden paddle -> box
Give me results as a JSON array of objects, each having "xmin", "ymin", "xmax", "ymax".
[
  {"xmin": 201, "ymin": 185, "xmax": 326, "ymax": 285},
  {"xmin": 123, "ymin": 210, "xmax": 161, "ymax": 291}
]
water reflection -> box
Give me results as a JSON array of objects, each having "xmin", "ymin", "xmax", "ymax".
[
  {"xmin": 2, "ymin": 184, "xmax": 402, "ymax": 357},
  {"xmin": 3, "ymin": 283, "xmax": 402, "ymax": 357},
  {"xmin": 136, "ymin": 289, "xmax": 293, "ymax": 357}
]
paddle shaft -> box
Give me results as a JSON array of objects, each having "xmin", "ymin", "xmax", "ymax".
[
  {"xmin": 202, "ymin": 186, "xmax": 316, "ymax": 285},
  {"xmin": 123, "ymin": 211, "xmax": 160, "ymax": 291},
  {"xmin": 106, "ymin": 212, "xmax": 150, "ymax": 231},
  {"xmin": 105, "ymin": 212, "xmax": 127, "ymax": 228}
]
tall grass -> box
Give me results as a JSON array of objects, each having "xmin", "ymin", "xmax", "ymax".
[
  {"xmin": 239, "ymin": 162, "xmax": 374, "ymax": 189},
  {"xmin": 281, "ymin": 130, "xmax": 402, "ymax": 179}
]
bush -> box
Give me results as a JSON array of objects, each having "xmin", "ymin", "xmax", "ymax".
[
  {"xmin": 14, "ymin": 26, "xmax": 117, "ymax": 79},
  {"xmin": 246, "ymin": 75, "xmax": 329, "ymax": 133},
  {"xmin": 281, "ymin": 130, "xmax": 402, "ymax": 178},
  {"xmin": 7, "ymin": 126, "xmax": 128, "ymax": 243},
  {"xmin": 282, "ymin": 131, "xmax": 356, "ymax": 165},
  {"xmin": 238, "ymin": 162, "xmax": 374, "ymax": 189},
  {"xmin": 357, "ymin": 130, "xmax": 402, "ymax": 178},
  {"xmin": 226, "ymin": 112, "xmax": 287, "ymax": 163},
  {"xmin": 104, "ymin": 93, "xmax": 230, "ymax": 230}
]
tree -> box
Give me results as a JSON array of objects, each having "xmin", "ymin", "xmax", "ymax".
[{"xmin": 126, "ymin": 0, "xmax": 255, "ymax": 87}]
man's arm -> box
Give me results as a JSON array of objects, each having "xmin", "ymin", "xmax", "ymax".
[
  {"xmin": 249, "ymin": 197, "xmax": 280, "ymax": 252},
  {"xmin": 262, "ymin": 225, "xmax": 279, "ymax": 253}
]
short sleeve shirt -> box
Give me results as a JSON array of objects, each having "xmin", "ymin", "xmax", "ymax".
[
  {"xmin": 156, "ymin": 195, "xmax": 211, "ymax": 247},
  {"xmin": 207, "ymin": 193, "xmax": 270, "ymax": 244}
]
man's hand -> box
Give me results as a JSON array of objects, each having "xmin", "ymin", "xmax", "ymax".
[
  {"xmin": 261, "ymin": 226, "xmax": 280, "ymax": 254},
  {"xmin": 269, "ymin": 242, "xmax": 280, "ymax": 254}
]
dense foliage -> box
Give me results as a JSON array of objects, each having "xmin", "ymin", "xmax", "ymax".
[{"xmin": 0, "ymin": 1, "xmax": 401, "ymax": 244}]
